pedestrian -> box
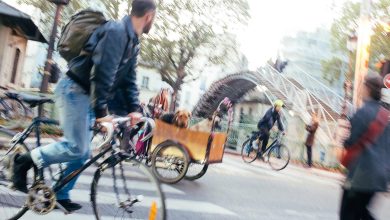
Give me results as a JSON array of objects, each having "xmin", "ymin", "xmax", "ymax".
[
  {"xmin": 304, "ymin": 112, "xmax": 319, "ymax": 168},
  {"xmin": 339, "ymin": 74, "xmax": 390, "ymax": 220},
  {"xmin": 11, "ymin": 0, "xmax": 156, "ymax": 212}
]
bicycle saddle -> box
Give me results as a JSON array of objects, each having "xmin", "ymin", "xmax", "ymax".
[{"xmin": 6, "ymin": 92, "xmax": 54, "ymax": 107}]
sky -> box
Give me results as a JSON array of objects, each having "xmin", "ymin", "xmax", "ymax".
[{"xmin": 238, "ymin": 0, "xmax": 347, "ymax": 69}]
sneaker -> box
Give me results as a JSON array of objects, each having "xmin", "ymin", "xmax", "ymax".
[
  {"xmin": 258, "ymin": 153, "xmax": 265, "ymax": 161},
  {"xmin": 56, "ymin": 199, "xmax": 82, "ymax": 212}
]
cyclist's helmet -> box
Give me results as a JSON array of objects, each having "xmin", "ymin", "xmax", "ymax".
[{"xmin": 273, "ymin": 99, "xmax": 285, "ymax": 108}]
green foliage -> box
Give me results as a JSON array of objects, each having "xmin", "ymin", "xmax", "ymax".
[
  {"xmin": 17, "ymin": 0, "xmax": 88, "ymax": 36},
  {"xmin": 18, "ymin": 0, "xmax": 250, "ymax": 108},
  {"xmin": 322, "ymin": 0, "xmax": 390, "ymax": 84},
  {"xmin": 321, "ymin": 57, "xmax": 344, "ymax": 85},
  {"xmin": 140, "ymin": 0, "xmax": 250, "ymax": 106}
]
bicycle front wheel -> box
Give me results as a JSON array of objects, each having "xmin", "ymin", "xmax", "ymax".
[
  {"xmin": 267, "ymin": 144, "xmax": 290, "ymax": 171},
  {"xmin": 91, "ymin": 157, "xmax": 166, "ymax": 220},
  {"xmin": 0, "ymin": 128, "xmax": 36, "ymax": 220},
  {"xmin": 240, "ymin": 138, "xmax": 258, "ymax": 163}
]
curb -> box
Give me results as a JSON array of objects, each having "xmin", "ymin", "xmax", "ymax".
[{"xmin": 224, "ymin": 148, "xmax": 345, "ymax": 181}]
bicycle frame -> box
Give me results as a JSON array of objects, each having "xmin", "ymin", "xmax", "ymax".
[
  {"xmin": 44, "ymin": 117, "xmax": 154, "ymax": 196},
  {"xmin": 51, "ymin": 137, "xmax": 121, "ymax": 192},
  {"xmin": 0, "ymin": 118, "xmax": 59, "ymax": 160},
  {"xmin": 252, "ymin": 132, "xmax": 283, "ymax": 155}
]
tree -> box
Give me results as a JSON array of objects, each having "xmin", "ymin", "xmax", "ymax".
[
  {"xmin": 322, "ymin": 0, "xmax": 390, "ymax": 84},
  {"xmin": 16, "ymin": 0, "xmax": 132, "ymax": 36},
  {"xmin": 140, "ymin": 0, "xmax": 250, "ymax": 111},
  {"xmin": 321, "ymin": 57, "xmax": 344, "ymax": 85},
  {"xmin": 16, "ymin": 0, "xmax": 88, "ymax": 36},
  {"xmin": 100, "ymin": 0, "xmax": 133, "ymax": 20}
]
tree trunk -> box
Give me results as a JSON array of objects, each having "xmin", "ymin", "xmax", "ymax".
[{"xmin": 170, "ymin": 89, "xmax": 178, "ymax": 112}]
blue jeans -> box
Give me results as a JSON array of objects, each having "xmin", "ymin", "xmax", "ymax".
[{"xmin": 30, "ymin": 77, "xmax": 94, "ymax": 200}]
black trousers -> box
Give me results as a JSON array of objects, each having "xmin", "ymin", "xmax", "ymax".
[
  {"xmin": 249, "ymin": 129, "xmax": 269, "ymax": 152},
  {"xmin": 340, "ymin": 189, "xmax": 376, "ymax": 220},
  {"xmin": 306, "ymin": 145, "xmax": 312, "ymax": 167}
]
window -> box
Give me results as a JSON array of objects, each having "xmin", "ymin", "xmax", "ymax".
[
  {"xmin": 141, "ymin": 76, "xmax": 149, "ymax": 89},
  {"xmin": 239, "ymin": 107, "xmax": 244, "ymax": 123},
  {"xmin": 11, "ymin": 48, "xmax": 21, "ymax": 84}
]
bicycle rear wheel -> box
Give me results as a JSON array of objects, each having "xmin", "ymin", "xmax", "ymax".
[
  {"xmin": 0, "ymin": 128, "xmax": 36, "ymax": 220},
  {"xmin": 184, "ymin": 163, "xmax": 208, "ymax": 181},
  {"xmin": 91, "ymin": 157, "xmax": 166, "ymax": 220},
  {"xmin": 0, "ymin": 98, "xmax": 28, "ymax": 129},
  {"xmin": 240, "ymin": 138, "xmax": 258, "ymax": 163},
  {"xmin": 267, "ymin": 144, "xmax": 290, "ymax": 171}
]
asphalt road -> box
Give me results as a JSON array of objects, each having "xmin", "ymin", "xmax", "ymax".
[{"xmin": 1, "ymin": 154, "xmax": 390, "ymax": 220}]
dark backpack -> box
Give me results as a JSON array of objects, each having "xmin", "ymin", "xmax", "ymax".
[{"xmin": 57, "ymin": 9, "xmax": 107, "ymax": 62}]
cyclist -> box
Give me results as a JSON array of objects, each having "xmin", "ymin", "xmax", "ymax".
[
  {"xmin": 11, "ymin": 0, "xmax": 156, "ymax": 212},
  {"xmin": 248, "ymin": 99, "xmax": 285, "ymax": 155}
]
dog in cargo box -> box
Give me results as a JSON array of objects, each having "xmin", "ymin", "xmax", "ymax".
[{"xmin": 159, "ymin": 109, "xmax": 191, "ymax": 128}]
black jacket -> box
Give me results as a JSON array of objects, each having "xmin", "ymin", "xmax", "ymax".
[
  {"xmin": 67, "ymin": 15, "xmax": 140, "ymax": 118},
  {"xmin": 257, "ymin": 107, "xmax": 284, "ymax": 131}
]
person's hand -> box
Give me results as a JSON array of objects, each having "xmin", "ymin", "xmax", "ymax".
[
  {"xmin": 96, "ymin": 115, "xmax": 114, "ymax": 123},
  {"xmin": 128, "ymin": 112, "xmax": 142, "ymax": 126},
  {"xmin": 95, "ymin": 115, "xmax": 114, "ymax": 132}
]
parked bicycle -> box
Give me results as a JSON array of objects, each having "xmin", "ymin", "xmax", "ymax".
[
  {"xmin": 241, "ymin": 131, "xmax": 290, "ymax": 171},
  {"xmin": 0, "ymin": 88, "xmax": 30, "ymax": 129},
  {"xmin": 0, "ymin": 111, "xmax": 166, "ymax": 219},
  {"xmin": 0, "ymin": 92, "xmax": 63, "ymax": 181}
]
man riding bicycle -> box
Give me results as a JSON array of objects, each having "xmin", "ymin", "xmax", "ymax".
[
  {"xmin": 248, "ymin": 100, "xmax": 285, "ymax": 155},
  {"xmin": 11, "ymin": 0, "xmax": 156, "ymax": 212}
]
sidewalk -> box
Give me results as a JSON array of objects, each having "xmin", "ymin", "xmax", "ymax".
[{"xmin": 224, "ymin": 148, "xmax": 345, "ymax": 182}]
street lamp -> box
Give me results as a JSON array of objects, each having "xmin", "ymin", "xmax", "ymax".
[
  {"xmin": 39, "ymin": 0, "xmax": 70, "ymax": 116},
  {"xmin": 345, "ymin": 33, "xmax": 357, "ymax": 101}
]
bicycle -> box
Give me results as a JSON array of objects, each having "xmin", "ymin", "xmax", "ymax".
[
  {"xmin": 0, "ymin": 88, "xmax": 30, "ymax": 129},
  {"xmin": 90, "ymin": 104, "xmax": 154, "ymax": 167},
  {"xmin": 241, "ymin": 131, "xmax": 290, "ymax": 171},
  {"xmin": 0, "ymin": 112, "xmax": 166, "ymax": 220},
  {"xmin": 0, "ymin": 92, "xmax": 63, "ymax": 182}
]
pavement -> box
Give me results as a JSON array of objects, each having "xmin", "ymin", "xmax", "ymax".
[{"xmin": 1, "ymin": 152, "xmax": 390, "ymax": 220}]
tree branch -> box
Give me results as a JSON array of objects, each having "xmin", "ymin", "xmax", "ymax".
[{"xmin": 168, "ymin": 53, "xmax": 178, "ymax": 70}]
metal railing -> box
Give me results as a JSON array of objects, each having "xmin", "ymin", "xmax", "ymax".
[
  {"xmin": 284, "ymin": 63, "xmax": 351, "ymax": 114},
  {"xmin": 257, "ymin": 64, "xmax": 337, "ymax": 145}
]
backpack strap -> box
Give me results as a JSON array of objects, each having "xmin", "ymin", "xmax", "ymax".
[{"xmin": 341, "ymin": 107, "xmax": 389, "ymax": 167}]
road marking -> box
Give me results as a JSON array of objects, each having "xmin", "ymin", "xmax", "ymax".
[
  {"xmin": 69, "ymin": 188, "xmax": 236, "ymax": 215},
  {"xmin": 1, "ymin": 208, "xmax": 145, "ymax": 220},
  {"xmin": 75, "ymin": 175, "xmax": 185, "ymax": 195}
]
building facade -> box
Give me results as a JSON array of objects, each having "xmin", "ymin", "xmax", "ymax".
[{"xmin": 0, "ymin": 1, "xmax": 46, "ymax": 88}]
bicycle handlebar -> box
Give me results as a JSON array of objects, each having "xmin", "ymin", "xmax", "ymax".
[{"xmin": 94, "ymin": 116, "xmax": 156, "ymax": 150}]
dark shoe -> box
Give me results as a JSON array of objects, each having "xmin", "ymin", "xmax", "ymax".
[
  {"xmin": 12, "ymin": 153, "xmax": 33, "ymax": 193},
  {"xmin": 258, "ymin": 152, "xmax": 265, "ymax": 161},
  {"xmin": 56, "ymin": 199, "xmax": 82, "ymax": 212}
]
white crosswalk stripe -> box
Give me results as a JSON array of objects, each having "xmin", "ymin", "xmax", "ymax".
[
  {"xmin": 75, "ymin": 174, "xmax": 185, "ymax": 195},
  {"xmin": 0, "ymin": 162, "xmax": 237, "ymax": 220}
]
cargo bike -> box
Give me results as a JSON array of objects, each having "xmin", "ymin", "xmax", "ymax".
[{"xmin": 148, "ymin": 98, "xmax": 234, "ymax": 184}]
